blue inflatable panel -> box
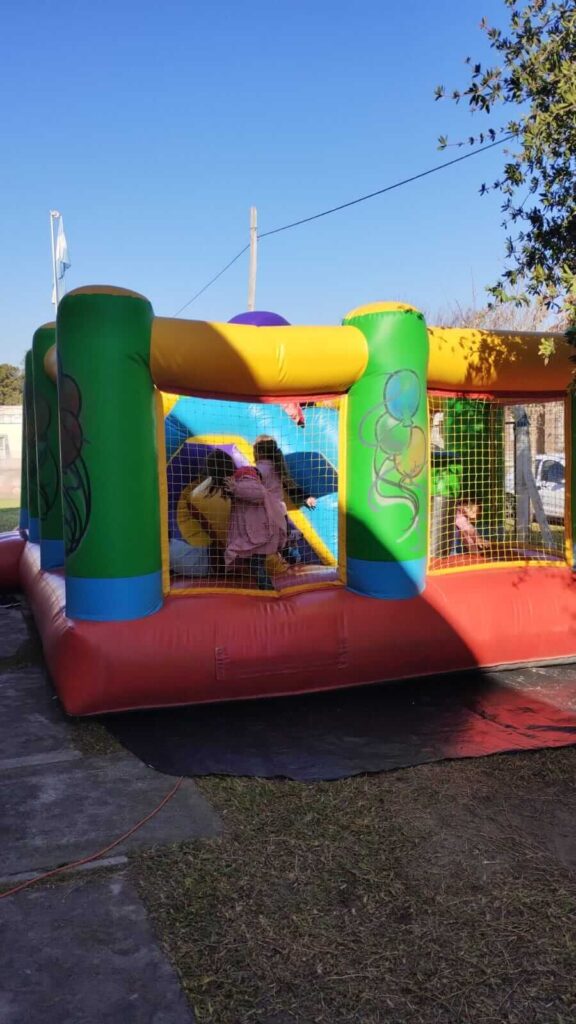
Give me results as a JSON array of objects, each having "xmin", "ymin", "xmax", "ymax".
[
  {"xmin": 165, "ymin": 415, "xmax": 191, "ymax": 461},
  {"xmin": 165, "ymin": 399, "xmax": 340, "ymax": 561},
  {"xmin": 295, "ymin": 492, "xmax": 338, "ymax": 561},
  {"xmin": 167, "ymin": 399, "xmax": 339, "ymax": 464},
  {"xmin": 284, "ymin": 451, "xmax": 338, "ymax": 499}
]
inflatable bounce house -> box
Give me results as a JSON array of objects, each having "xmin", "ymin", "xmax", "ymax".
[{"xmin": 2, "ymin": 285, "xmax": 575, "ymax": 715}]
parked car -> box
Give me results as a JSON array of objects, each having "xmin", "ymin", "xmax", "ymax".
[{"xmin": 505, "ymin": 453, "xmax": 565, "ymax": 521}]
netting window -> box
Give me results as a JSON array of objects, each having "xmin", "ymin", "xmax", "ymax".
[
  {"xmin": 429, "ymin": 396, "xmax": 566, "ymax": 571},
  {"xmin": 166, "ymin": 397, "xmax": 340, "ymax": 594}
]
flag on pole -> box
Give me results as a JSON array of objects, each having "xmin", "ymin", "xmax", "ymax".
[
  {"xmin": 55, "ymin": 216, "xmax": 71, "ymax": 279},
  {"xmin": 51, "ymin": 212, "xmax": 71, "ymax": 304}
]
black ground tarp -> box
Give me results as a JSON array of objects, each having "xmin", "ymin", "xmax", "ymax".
[{"xmin": 106, "ymin": 664, "xmax": 576, "ymax": 781}]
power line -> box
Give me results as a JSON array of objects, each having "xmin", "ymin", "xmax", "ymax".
[
  {"xmin": 173, "ymin": 243, "xmax": 249, "ymax": 317},
  {"xmin": 173, "ymin": 135, "xmax": 511, "ymax": 315},
  {"xmin": 259, "ymin": 136, "xmax": 512, "ymax": 238}
]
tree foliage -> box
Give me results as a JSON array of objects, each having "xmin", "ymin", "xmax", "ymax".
[
  {"xmin": 0, "ymin": 364, "xmax": 24, "ymax": 405},
  {"xmin": 435, "ymin": 0, "xmax": 576, "ymax": 316}
]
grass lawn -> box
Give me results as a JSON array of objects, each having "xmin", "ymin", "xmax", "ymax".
[
  {"xmin": 133, "ymin": 749, "xmax": 576, "ymax": 1024},
  {"xmin": 0, "ymin": 506, "xmax": 19, "ymax": 531}
]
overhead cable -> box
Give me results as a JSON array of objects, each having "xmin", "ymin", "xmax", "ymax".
[{"xmin": 173, "ymin": 135, "xmax": 512, "ymax": 315}]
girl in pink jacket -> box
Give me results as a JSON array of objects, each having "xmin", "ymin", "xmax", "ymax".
[
  {"xmin": 193, "ymin": 449, "xmax": 286, "ymax": 590},
  {"xmin": 455, "ymin": 500, "xmax": 489, "ymax": 554},
  {"xmin": 253, "ymin": 435, "xmax": 316, "ymax": 564}
]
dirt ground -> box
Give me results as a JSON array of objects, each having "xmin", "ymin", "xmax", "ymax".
[{"xmin": 133, "ymin": 747, "xmax": 576, "ymax": 1024}]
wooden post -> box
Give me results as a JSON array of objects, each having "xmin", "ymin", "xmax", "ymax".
[
  {"xmin": 514, "ymin": 405, "xmax": 553, "ymax": 547},
  {"xmin": 247, "ymin": 206, "xmax": 258, "ymax": 311}
]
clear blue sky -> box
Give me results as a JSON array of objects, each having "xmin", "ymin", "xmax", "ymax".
[{"xmin": 0, "ymin": 0, "xmax": 511, "ymax": 366}]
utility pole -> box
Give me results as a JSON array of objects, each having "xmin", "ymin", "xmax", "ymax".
[{"xmin": 247, "ymin": 206, "xmax": 258, "ymax": 311}]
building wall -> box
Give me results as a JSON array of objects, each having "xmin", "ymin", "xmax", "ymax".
[{"xmin": 0, "ymin": 405, "xmax": 23, "ymax": 501}]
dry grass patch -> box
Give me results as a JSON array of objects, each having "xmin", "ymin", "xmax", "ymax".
[{"xmin": 133, "ymin": 749, "xmax": 576, "ymax": 1023}]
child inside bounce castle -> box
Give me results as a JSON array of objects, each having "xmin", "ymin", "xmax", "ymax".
[
  {"xmin": 253, "ymin": 435, "xmax": 316, "ymax": 565},
  {"xmin": 455, "ymin": 499, "xmax": 489, "ymax": 554},
  {"xmin": 193, "ymin": 449, "xmax": 286, "ymax": 590}
]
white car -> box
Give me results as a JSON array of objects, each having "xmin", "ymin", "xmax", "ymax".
[{"xmin": 506, "ymin": 453, "xmax": 565, "ymax": 521}]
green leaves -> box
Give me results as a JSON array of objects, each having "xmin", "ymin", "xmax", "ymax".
[
  {"xmin": 0, "ymin": 364, "xmax": 24, "ymax": 405},
  {"xmin": 538, "ymin": 337, "xmax": 556, "ymax": 363},
  {"xmin": 437, "ymin": 0, "xmax": 576, "ymax": 318}
]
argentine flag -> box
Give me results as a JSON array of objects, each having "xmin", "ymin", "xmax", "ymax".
[{"xmin": 51, "ymin": 213, "xmax": 71, "ymax": 304}]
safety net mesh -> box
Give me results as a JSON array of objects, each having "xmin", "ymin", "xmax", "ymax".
[
  {"xmin": 165, "ymin": 396, "xmax": 340, "ymax": 594},
  {"xmin": 429, "ymin": 396, "xmax": 566, "ymax": 571}
]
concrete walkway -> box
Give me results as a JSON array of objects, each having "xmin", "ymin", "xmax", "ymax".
[
  {"xmin": 0, "ymin": 601, "xmax": 222, "ymax": 1023},
  {"xmin": 0, "ymin": 874, "xmax": 196, "ymax": 1024}
]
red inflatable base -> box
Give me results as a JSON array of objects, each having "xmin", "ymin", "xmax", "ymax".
[
  {"xmin": 3, "ymin": 537, "xmax": 576, "ymax": 716},
  {"xmin": 0, "ymin": 531, "xmax": 26, "ymax": 589}
]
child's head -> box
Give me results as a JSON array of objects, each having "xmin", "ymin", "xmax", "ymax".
[
  {"xmin": 204, "ymin": 449, "xmax": 235, "ymax": 492},
  {"xmin": 253, "ymin": 435, "xmax": 281, "ymax": 463},
  {"xmin": 458, "ymin": 498, "xmax": 481, "ymax": 521}
]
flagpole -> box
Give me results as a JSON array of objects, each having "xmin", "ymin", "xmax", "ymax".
[
  {"xmin": 50, "ymin": 210, "xmax": 59, "ymax": 307},
  {"xmin": 247, "ymin": 206, "xmax": 258, "ymax": 311}
]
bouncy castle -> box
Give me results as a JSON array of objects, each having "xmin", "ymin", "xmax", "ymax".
[{"xmin": 2, "ymin": 285, "xmax": 575, "ymax": 715}]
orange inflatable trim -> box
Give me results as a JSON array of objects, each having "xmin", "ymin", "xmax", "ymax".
[{"xmin": 5, "ymin": 538, "xmax": 576, "ymax": 716}]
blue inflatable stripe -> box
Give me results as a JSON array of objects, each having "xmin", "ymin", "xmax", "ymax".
[
  {"xmin": 66, "ymin": 571, "xmax": 163, "ymax": 622},
  {"xmin": 40, "ymin": 538, "xmax": 65, "ymax": 571},
  {"xmin": 346, "ymin": 556, "xmax": 427, "ymax": 599}
]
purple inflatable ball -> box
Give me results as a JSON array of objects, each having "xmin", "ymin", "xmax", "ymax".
[{"xmin": 228, "ymin": 311, "xmax": 290, "ymax": 327}]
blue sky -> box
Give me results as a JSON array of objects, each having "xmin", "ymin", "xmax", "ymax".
[{"xmin": 0, "ymin": 0, "xmax": 512, "ymax": 365}]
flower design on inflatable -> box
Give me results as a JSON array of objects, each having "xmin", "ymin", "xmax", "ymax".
[
  {"xmin": 25, "ymin": 384, "xmax": 37, "ymax": 484},
  {"xmin": 359, "ymin": 369, "xmax": 426, "ymax": 541},
  {"xmin": 59, "ymin": 370, "xmax": 92, "ymax": 555},
  {"xmin": 35, "ymin": 394, "xmax": 61, "ymax": 522}
]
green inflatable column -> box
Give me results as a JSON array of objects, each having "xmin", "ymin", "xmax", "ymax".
[
  {"xmin": 19, "ymin": 401, "xmax": 29, "ymax": 533},
  {"xmin": 56, "ymin": 286, "xmax": 162, "ymax": 621},
  {"xmin": 342, "ymin": 303, "xmax": 429, "ymax": 598},
  {"xmin": 32, "ymin": 324, "xmax": 64, "ymax": 568},
  {"xmin": 23, "ymin": 350, "xmax": 41, "ymax": 543}
]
